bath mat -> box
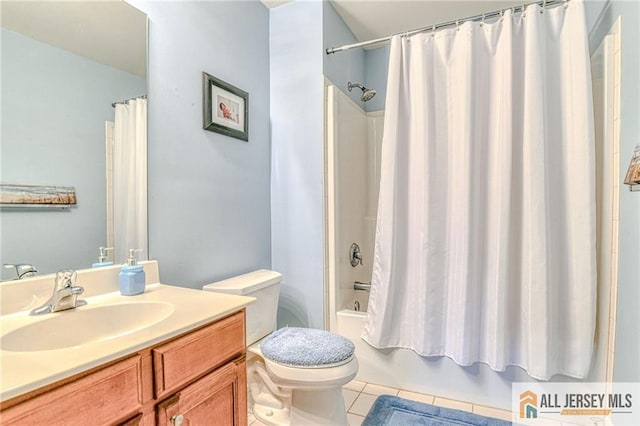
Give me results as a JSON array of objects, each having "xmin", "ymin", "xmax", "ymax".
[{"xmin": 362, "ymin": 395, "xmax": 512, "ymax": 426}]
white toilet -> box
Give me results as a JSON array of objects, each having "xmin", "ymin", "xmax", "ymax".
[{"xmin": 203, "ymin": 270, "xmax": 358, "ymax": 426}]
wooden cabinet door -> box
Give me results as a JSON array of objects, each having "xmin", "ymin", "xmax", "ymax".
[
  {"xmin": 0, "ymin": 355, "xmax": 143, "ymax": 425},
  {"xmin": 156, "ymin": 359, "xmax": 247, "ymax": 426}
]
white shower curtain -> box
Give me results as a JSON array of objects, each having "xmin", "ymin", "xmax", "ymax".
[
  {"xmin": 363, "ymin": 1, "xmax": 596, "ymax": 380},
  {"xmin": 113, "ymin": 98, "xmax": 148, "ymax": 263}
]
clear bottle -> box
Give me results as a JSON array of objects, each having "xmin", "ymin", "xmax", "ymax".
[
  {"xmin": 92, "ymin": 247, "xmax": 114, "ymax": 268},
  {"xmin": 119, "ymin": 249, "xmax": 145, "ymax": 296}
]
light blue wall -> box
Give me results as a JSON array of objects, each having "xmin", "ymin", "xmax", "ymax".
[
  {"xmin": 322, "ymin": 1, "xmax": 365, "ymax": 107},
  {"xmin": 588, "ymin": 0, "xmax": 640, "ymax": 382},
  {"xmin": 270, "ymin": 0, "xmax": 325, "ymax": 329},
  {"xmin": 364, "ymin": 45, "xmax": 390, "ymax": 112},
  {"xmin": 270, "ymin": 0, "xmax": 364, "ymax": 329},
  {"xmin": 0, "ymin": 29, "xmax": 145, "ymax": 280},
  {"xmin": 128, "ymin": 1, "xmax": 272, "ymax": 288}
]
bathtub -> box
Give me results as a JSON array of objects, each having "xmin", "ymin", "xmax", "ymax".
[
  {"xmin": 338, "ymin": 307, "xmax": 434, "ymax": 389},
  {"xmin": 335, "ymin": 308, "xmax": 532, "ymax": 410},
  {"xmin": 337, "ymin": 308, "xmax": 417, "ymax": 390}
]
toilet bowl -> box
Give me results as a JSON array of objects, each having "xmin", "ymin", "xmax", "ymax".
[{"xmin": 203, "ymin": 270, "xmax": 358, "ymax": 426}]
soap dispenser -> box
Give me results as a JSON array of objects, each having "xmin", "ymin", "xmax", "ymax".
[
  {"xmin": 92, "ymin": 247, "xmax": 114, "ymax": 268},
  {"xmin": 119, "ymin": 249, "xmax": 145, "ymax": 295}
]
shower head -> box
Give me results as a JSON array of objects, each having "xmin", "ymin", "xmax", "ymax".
[
  {"xmin": 361, "ymin": 88, "xmax": 376, "ymax": 102},
  {"xmin": 348, "ymin": 82, "xmax": 376, "ymax": 102}
]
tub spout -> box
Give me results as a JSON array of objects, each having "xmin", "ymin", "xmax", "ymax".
[{"xmin": 354, "ymin": 281, "xmax": 371, "ymax": 292}]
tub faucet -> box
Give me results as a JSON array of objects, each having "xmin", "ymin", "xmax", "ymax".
[
  {"xmin": 354, "ymin": 281, "xmax": 371, "ymax": 292},
  {"xmin": 31, "ymin": 269, "xmax": 86, "ymax": 315}
]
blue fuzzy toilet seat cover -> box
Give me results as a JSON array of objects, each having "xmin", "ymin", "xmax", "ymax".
[{"xmin": 260, "ymin": 327, "xmax": 355, "ymax": 368}]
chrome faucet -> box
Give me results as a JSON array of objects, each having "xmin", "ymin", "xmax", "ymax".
[
  {"xmin": 4, "ymin": 263, "xmax": 38, "ymax": 280},
  {"xmin": 31, "ymin": 269, "xmax": 86, "ymax": 315},
  {"xmin": 354, "ymin": 281, "xmax": 371, "ymax": 292}
]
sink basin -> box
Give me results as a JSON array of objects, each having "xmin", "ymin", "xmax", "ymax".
[{"xmin": 1, "ymin": 301, "xmax": 174, "ymax": 352}]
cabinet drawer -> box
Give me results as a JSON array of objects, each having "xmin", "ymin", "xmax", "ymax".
[
  {"xmin": 1, "ymin": 355, "xmax": 143, "ymax": 425},
  {"xmin": 152, "ymin": 311, "xmax": 245, "ymax": 398}
]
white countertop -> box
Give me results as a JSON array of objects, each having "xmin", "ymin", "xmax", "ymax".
[{"xmin": 0, "ymin": 282, "xmax": 254, "ymax": 402}]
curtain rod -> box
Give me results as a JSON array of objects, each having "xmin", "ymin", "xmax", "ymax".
[
  {"xmin": 111, "ymin": 94, "xmax": 147, "ymax": 108},
  {"xmin": 326, "ymin": 0, "xmax": 567, "ymax": 55}
]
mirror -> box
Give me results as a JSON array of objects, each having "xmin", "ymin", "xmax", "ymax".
[{"xmin": 0, "ymin": 1, "xmax": 147, "ymax": 280}]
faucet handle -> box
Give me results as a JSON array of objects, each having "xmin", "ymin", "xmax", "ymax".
[
  {"xmin": 55, "ymin": 269, "xmax": 78, "ymax": 289},
  {"xmin": 350, "ymin": 243, "xmax": 363, "ymax": 267}
]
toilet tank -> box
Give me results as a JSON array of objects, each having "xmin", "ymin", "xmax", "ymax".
[{"xmin": 203, "ymin": 270, "xmax": 281, "ymax": 346}]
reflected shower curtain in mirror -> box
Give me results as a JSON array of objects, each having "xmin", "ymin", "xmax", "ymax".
[
  {"xmin": 362, "ymin": 1, "xmax": 596, "ymax": 380},
  {"xmin": 113, "ymin": 98, "xmax": 148, "ymax": 263}
]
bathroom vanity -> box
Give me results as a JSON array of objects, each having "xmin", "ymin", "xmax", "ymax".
[{"xmin": 0, "ymin": 261, "xmax": 253, "ymax": 425}]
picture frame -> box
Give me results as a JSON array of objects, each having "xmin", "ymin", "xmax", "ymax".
[
  {"xmin": 203, "ymin": 72, "xmax": 249, "ymax": 141},
  {"xmin": 624, "ymin": 143, "xmax": 640, "ymax": 185},
  {"xmin": 0, "ymin": 184, "xmax": 77, "ymax": 209}
]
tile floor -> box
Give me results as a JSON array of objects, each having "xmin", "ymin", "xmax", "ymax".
[{"xmin": 248, "ymin": 379, "xmax": 513, "ymax": 425}]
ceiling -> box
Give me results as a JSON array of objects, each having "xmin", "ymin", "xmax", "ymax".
[
  {"xmin": 263, "ymin": 0, "xmax": 524, "ymax": 46},
  {"xmin": 0, "ymin": 0, "xmax": 146, "ymax": 77}
]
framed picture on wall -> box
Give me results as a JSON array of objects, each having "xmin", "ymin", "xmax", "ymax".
[{"xmin": 203, "ymin": 72, "xmax": 249, "ymax": 141}]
